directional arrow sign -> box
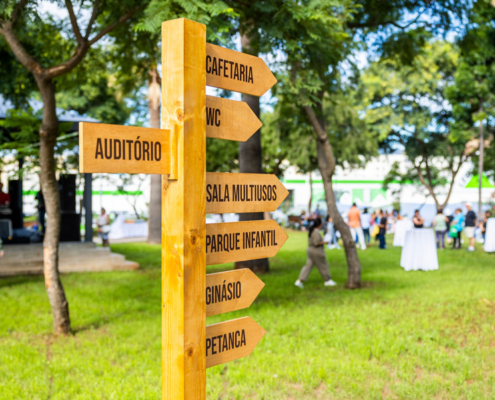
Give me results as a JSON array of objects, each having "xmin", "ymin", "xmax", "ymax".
[
  {"xmin": 206, "ymin": 220, "xmax": 288, "ymax": 265},
  {"xmin": 206, "ymin": 269, "xmax": 265, "ymax": 317},
  {"xmin": 206, "ymin": 317, "xmax": 265, "ymax": 368},
  {"xmin": 206, "ymin": 43, "xmax": 277, "ymax": 97},
  {"xmin": 79, "ymin": 122, "xmax": 171, "ymax": 174},
  {"xmin": 206, "ymin": 172, "xmax": 289, "ymax": 214},
  {"xmin": 206, "ymin": 96, "xmax": 261, "ymax": 142}
]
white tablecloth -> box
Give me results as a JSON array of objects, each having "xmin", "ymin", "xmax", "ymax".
[
  {"xmin": 109, "ymin": 213, "xmax": 148, "ymax": 240},
  {"xmin": 400, "ymin": 229, "xmax": 439, "ymax": 271},
  {"xmin": 484, "ymin": 218, "xmax": 495, "ymax": 252},
  {"xmin": 393, "ymin": 219, "xmax": 414, "ymax": 247}
]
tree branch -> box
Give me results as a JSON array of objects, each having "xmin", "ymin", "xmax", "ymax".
[
  {"xmin": 45, "ymin": 5, "xmax": 140, "ymax": 79},
  {"xmin": 302, "ymin": 104, "xmax": 337, "ymax": 176},
  {"xmin": 85, "ymin": 0, "xmax": 100, "ymax": 39},
  {"xmin": 88, "ymin": 5, "xmax": 139, "ymax": 46},
  {"xmin": 0, "ymin": 21, "xmax": 44, "ymax": 76},
  {"xmin": 414, "ymin": 158, "xmax": 439, "ymax": 207},
  {"xmin": 10, "ymin": 0, "xmax": 29, "ymax": 24},
  {"xmin": 65, "ymin": 0, "xmax": 84, "ymax": 45}
]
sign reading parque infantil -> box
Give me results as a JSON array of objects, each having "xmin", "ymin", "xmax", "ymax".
[{"xmin": 206, "ymin": 220, "xmax": 288, "ymax": 265}]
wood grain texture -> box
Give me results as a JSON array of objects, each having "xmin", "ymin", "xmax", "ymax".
[
  {"xmin": 206, "ymin": 172, "xmax": 289, "ymax": 214},
  {"xmin": 206, "ymin": 43, "xmax": 276, "ymax": 97},
  {"xmin": 206, "ymin": 220, "xmax": 288, "ymax": 265},
  {"xmin": 206, "ymin": 269, "xmax": 265, "ymax": 317},
  {"xmin": 161, "ymin": 19, "xmax": 206, "ymax": 400},
  {"xmin": 205, "ymin": 96, "xmax": 261, "ymax": 142},
  {"xmin": 78, "ymin": 122, "xmax": 171, "ymax": 174},
  {"xmin": 206, "ymin": 317, "xmax": 265, "ymax": 368}
]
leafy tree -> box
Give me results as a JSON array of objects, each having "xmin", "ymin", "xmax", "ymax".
[
  {"xmin": 0, "ymin": 0, "xmax": 149, "ymax": 335},
  {"xmin": 367, "ymin": 41, "xmax": 476, "ymax": 211},
  {"xmin": 447, "ymin": 0, "xmax": 495, "ymax": 215}
]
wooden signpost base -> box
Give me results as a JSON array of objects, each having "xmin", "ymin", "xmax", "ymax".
[{"xmin": 161, "ymin": 19, "xmax": 206, "ymax": 400}]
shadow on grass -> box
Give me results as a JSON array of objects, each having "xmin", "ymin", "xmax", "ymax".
[{"xmin": 0, "ymin": 275, "xmax": 44, "ymax": 289}]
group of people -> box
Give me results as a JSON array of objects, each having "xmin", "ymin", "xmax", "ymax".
[{"xmin": 432, "ymin": 203, "xmax": 491, "ymax": 251}]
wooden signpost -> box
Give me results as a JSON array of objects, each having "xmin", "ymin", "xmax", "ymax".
[{"xmin": 79, "ymin": 17, "xmax": 284, "ymax": 400}]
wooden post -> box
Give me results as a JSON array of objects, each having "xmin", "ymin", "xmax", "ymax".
[{"xmin": 161, "ymin": 19, "xmax": 206, "ymax": 399}]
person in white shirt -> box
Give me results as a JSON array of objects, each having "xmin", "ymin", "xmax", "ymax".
[
  {"xmin": 361, "ymin": 208, "xmax": 371, "ymax": 246},
  {"xmin": 97, "ymin": 208, "xmax": 111, "ymax": 247}
]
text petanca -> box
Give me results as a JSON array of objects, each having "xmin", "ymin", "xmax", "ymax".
[{"xmin": 206, "ymin": 329, "xmax": 246, "ymax": 356}]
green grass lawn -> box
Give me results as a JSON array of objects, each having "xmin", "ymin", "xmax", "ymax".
[{"xmin": 1, "ymin": 231, "xmax": 495, "ymax": 399}]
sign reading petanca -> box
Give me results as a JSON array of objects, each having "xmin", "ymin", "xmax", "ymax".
[
  {"xmin": 206, "ymin": 269, "xmax": 265, "ymax": 317},
  {"xmin": 206, "ymin": 43, "xmax": 277, "ymax": 97},
  {"xmin": 79, "ymin": 122, "xmax": 171, "ymax": 174},
  {"xmin": 206, "ymin": 220, "xmax": 288, "ymax": 265},
  {"xmin": 206, "ymin": 96, "xmax": 261, "ymax": 142},
  {"xmin": 206, "ymin": 317, "xmax": 266, "ymax": 368},
  {"xmin": 206, "ymin": 172, "xmax": 289, "ymax": 214}
]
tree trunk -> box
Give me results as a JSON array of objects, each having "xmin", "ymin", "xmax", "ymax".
[
  {"xmin": 148, "ymin": 68, "xmax": 162, "ymax": 244},
  {"xmin": 234, "ymin": 33, "xmax": 269, "ymax": 273},
  {"xmin": 478, "ymin": 104, "xmax": 484, "ymax": 218},
  {"xmin": 37, "ymin": 77, "xmax": 71, "ymax": 335},
  {"xmin": 308, "ymin": 171, "xmax": 313, "ymax": 214},
  {"xmin": 316, "ymin": 141, "xmax": 361, "ymax": 288},
  {"xmin": 303, "ymin": 102, "xmax": 361, "ymax": 288}
]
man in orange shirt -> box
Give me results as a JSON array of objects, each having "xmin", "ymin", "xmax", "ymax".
[{"xmin": 348, "ymin": 203, "xmax": 366, "ymax": 250}]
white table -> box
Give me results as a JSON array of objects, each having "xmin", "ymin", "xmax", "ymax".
[
  {"xmin": 393, "ymin": 219, "xmax": 413, "ymax": 247},
  {"xmin": 400, "ymin": 229, "xmax": 439, "ymax": 271},
  {"xmin": 109, "ymin": 213, "xmax": 148, "ymax": 240},
  {"xmin": 484, "ymin": 218, "xmax": 495, "ymax": 253}
]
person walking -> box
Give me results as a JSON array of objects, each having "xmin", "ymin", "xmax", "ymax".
[
  {"xmin": 464, "ymin": 202, "xmax": 477, "ymax": 252},
  {"xmin": 413, "ymin": 209, "xmax": 424, "ymax": 228},
  {"xmin": 361, "ymin": 207, "xmax": 371, "ymax": 246},
  {"xmin": 97, "ymin": 208, "xmax": 111, "ymax": 247},
  {"xmin": 432, "ymin": 209, "xmax": 448, "ymax": 249},
  {"xmin": 348, "ymin": 203, "xmax": 366, "ymax": 250},
  {"xmin": 451, "ymin": 208, "xmax": 464, "ymax": 250},
  {"xmin": 295, "ymin": 218, "xmax": 337, "ymax": 288},
  {"xmin": 377, "ymin": 209, "xmax": 387, "ymax": 249}
]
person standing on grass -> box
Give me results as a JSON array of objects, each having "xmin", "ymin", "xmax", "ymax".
[
  {"xmin": 377, "ymin": 209, "xmax": 387, "ymax": 249},
  {"xmin": 464, "ymin": 202, "xmax": 477, "ymax": 252},
  {"xmin": 452, "ymin": 208, "xmax": 464, "ymax": 250},
  {"xmin": 361, "ymin": 207, "xmax": 371, "ymax": 246},
  {"xmin": 295, "ymin": 218, "xmax": 337, "ymax": 289},
  {"xmin": 97, "ymin": 208, "xmax": 111, "ymax": 247},
  {"xmin": 413, "ymin": 209, "xmax": 424, "ymax": 228},
  {"xmin": 348, "ymin": 203, "xmax": 366, "ymax": 250},
  {"xmin": 325, "ymin": 214, "xmax": 340, "ymax": 250},
  {"xmin": 480, "ymin": 211, "xmax": 490, "ymax": 242},
  {"xmin": 433, "ymin": 209, "xmax": 448, "ymax": 249}
]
